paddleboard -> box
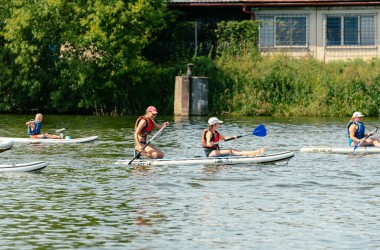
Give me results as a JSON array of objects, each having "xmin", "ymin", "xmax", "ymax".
[
  {"xmin": 300, "ymin": 146, "xmax": 380, "ymax": 154},
  {"xmin": 0, "ymin": 161, "xmax": 47, "ymax": 172},
  {"xmin": 116, "ymin": 151, "xmax": 295, "ymax": 167},
  {"xmin": 0, "ymin": 140, "xmax": 14, "ymax": 153},
  {"xmin": 0, "ymin": 136, "xmax": 98, "ymax": 144}
]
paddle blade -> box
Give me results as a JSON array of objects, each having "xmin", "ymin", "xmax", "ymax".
[{"xmin": 252, "ymin": 125, "xmax": 266, "ymax": 137}]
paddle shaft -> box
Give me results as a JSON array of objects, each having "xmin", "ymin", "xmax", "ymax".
[
  {"xmin": 224, "ymin": 134, "xmax": 248, "ymax": 142},
  {"xmin": 55, "ymin": 128, "xmax": 66, "ymax": 133},
  {"xmin": 128, "ymin": 124, "xmax": 167, "ymax": 165},
  {"xmin": 353, "ymin": 126, "xmax": 378, "ymax": 151},
  {"xmin": 213, "ymin": 125, "xmax": 266, "ymax": 145},
  {"xmin": 213, "ymin": 134, "xmax": 252, "ymax": 145}
]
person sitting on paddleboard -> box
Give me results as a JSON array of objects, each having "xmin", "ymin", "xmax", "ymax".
[
  {"xmin": 134, "ymin": 106, "xmax": 170, "ymax": 159},
  {"xmin": 26, "ymin": 113, "xmax": 63, "ymax": 139},
  {"xmin": 202, "ymin": 117, "xmax": 268, "ymax": 157},
  {"xmin": 347, "ymin": 111, "xmax": 380, "ymax": 147}
]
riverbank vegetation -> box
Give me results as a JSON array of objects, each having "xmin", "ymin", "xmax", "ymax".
[
  {"xmin": 1, "ymin": 1, "xmax": 379, "ymax": 117},
  {"xmin": 203, "ymin": 55, "xmax": 380, "ymax": 117}
]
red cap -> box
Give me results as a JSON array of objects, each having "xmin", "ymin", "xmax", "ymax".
[{"xmin": 146, "ymin": 106, "xmax": 158, "ymax": 114}]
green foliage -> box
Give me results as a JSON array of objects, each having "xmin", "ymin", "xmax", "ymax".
[
  {"xmin": 145, "ymin": 20, "xmax": 218, "ymax": 63},
  {"xmin": 161, "ymin": 19, "xmax": 380, "ymax": 118},
  {"xmin": 0, "ymin": 0, "xmax": 171, "ymax": 114},
  {"xmin": 215, "ymin": 20, "xmax": 259, "ymax": 59},
  {"xmin": 204, "ymin": 54, "xmax": 380, "ymax": 117},
  {"xmin": 1, "ymin": 3, "xmax": 380, "ymax": 119}
]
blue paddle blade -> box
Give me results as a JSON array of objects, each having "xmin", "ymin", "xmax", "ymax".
[{"xmin": 252, "ymin": 124, "xmax": 266, "ymax": 137}]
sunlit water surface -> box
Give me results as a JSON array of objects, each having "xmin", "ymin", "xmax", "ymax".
[{"xmin": 0, "ymin": 114, "xmax": 379, "ymax": 249}]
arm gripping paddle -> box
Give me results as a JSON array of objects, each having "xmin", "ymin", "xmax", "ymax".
[
  {"xmin": 353, "ymin": 126, "xmax": 378, "ymax": 153},
  {"xmin": 128, "ymin": 124, "xmax": 168, "ymax": 165}
]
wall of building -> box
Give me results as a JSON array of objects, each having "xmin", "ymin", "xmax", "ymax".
[{"xmin": 254, "ymin": 6, "xmax": 380, "ymax": 62}]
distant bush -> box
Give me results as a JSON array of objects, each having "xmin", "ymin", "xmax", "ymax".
[{"xmin": 203, "ymin": 55, "xmax": 380, "ymax": 117}]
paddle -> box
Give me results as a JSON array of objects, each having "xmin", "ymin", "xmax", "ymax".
[
  {"xmin": 128, "ymin": 124, "xmax": 168, "ymax": 165},
  {"xmin": 55, "ymin": 128, "xmax": 66, "ymax": 133},
  {"xmin": 352, "ymin": 126, "xmax": 378, "ymax": 154},
  {"xmin": 51, "ymin": 128, "xmax": 66, "ymax": 139},
  {"xmin": 214, "ymin": 124, "xmax": 267, "ymax": 144}
]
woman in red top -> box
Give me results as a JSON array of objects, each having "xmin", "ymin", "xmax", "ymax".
[
  {"xmin": 134, "ymin": 106, "xmax": 170, "ymax": 159},
  {"xmin": 202, "ymin": 117, "xmax": 268, "ymax": 157}
]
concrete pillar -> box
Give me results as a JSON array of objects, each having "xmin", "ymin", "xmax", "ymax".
[
  {"xmin": 190, "ymin": 77, "xmax": 208, "ymax": 116},
  {"xmin": 174, "ymin": 63, "xmax": 208, "ymax": 116},
  {"xmin": 174, "ymin": 76, "xmax": 190, "ymax": 116}
]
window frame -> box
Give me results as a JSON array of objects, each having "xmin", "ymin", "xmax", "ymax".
[
  {"xmin": 324, "ymin": 14, "xmax": 377, "ymax": 48},
  {"xmin": 258, "ymin": 14, "xmax": 309, "ymax": 49}
]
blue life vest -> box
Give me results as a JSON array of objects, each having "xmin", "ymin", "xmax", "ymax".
[
  {"xmin": 346, "ymin": 121, "xmax": 365, "ymax": 146},
  {"xmin": 28, "ymin": 121, "xmax": 42, "ymax": 135}
]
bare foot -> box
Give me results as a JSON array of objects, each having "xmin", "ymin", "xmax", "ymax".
[
  {"xmin": 246, "ymin": 147, "xmax": 269, "ymax": 156},
  {"xmin": 258, "ymin": 146, "xmax": 269, "ymax": 155}
]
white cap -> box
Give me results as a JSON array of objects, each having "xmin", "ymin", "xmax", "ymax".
[
  {"xmin": 208, "ymin": 117, "xmax": 223, "ymax": 125},
  {"xmin": 352, "ymin": 111, "xmax": 364, "ymax": 117}
]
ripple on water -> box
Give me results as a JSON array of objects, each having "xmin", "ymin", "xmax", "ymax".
[{"xmin": 1, "ymin": 115, "xmax": 380, "ymax": 249}]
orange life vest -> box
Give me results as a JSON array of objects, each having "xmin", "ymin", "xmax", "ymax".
[
  {"xmin": 135, "ymin": 116, "xmax": 154, "ymax": 141},
  {"xmin": 202, "ymin": 130, "xmax": 220, "ymax": 150}
]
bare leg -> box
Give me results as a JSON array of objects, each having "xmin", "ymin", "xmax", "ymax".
[
  {"xmin": 355, "ymin": 138, "xmax": 380, "ymax": 147},
  {"xmin": 33, "ymin": 134, "xmax": 46, "ymax": 139},
  {"xmin": 44, "ymin": 133, "xmax": 61, "ymax": 139},
  {"xmin": 137, "ymin": 145, "xmax": 165, "ymax": 159},
  {"xmin": 368, "ymin": 138, "xmax": 380, "ymax": 147},
  {"xmin": 209, "ymin": 147, "xmax": 269, "ymax": 157},
  {"xmin": 238, "ymin": 147, "xmax": 269, "ymax": 156}
]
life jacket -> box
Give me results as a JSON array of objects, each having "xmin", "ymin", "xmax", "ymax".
[
  {"xmin": 135, "ymin": 116, "xmax": 154, "ymax": 140},
  {"xmin": 28, "ymin": 121, "xmax": 42, "ymax": 135},
  {"xmin": 202, "ymin": 130, "xmax": 220, "ymax": 150},
  {"xmin": 346, "ymin": 121, "xmax": 365, "ymax": 139}
]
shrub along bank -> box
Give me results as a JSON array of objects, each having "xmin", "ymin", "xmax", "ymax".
[
  {"xmin": 200, "ymin": 55, "xmax": 380, "ymax": 117},
  {"xmin": 1, "ymin": 5, "xmax": 379, "ymax": 118}
]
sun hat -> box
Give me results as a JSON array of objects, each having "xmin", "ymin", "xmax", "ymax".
[
  {"xmin": 146, "ymin": 106, "xmax": 158, "ymax": 114},
  {"xmin": 208, "ymin": 117, "xmax": 223, "ymax": 125},
  {"xmin": 352, "ymin": 111, "xmax": 364, "ymax": 117}
]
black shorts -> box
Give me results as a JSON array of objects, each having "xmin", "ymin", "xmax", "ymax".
[
  {"xmin": 204, "ymin": 148, "xmax": 214, "ymax": 157},
  {"xmin": 204, "ymin": 147, "xmax": 229, "ymax": 158}
]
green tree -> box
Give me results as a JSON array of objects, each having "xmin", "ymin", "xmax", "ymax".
[
  {"xmin": 0, "ymin": 0, "xmax": 18, "ymax": 111},
  {"xmin": 2, "ymin": 0, "xmax": 170, "ymax": 114}
]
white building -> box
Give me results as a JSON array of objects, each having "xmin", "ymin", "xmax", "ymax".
[{"xmin": 169, "ymin": 0, "xmax": 380, "ymax": 61}]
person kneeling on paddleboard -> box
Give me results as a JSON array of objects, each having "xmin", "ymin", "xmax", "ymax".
[
  {"xmin": 134, "ymin": 106, "xmax": 170, "ymax": 159},
  {"xmin": 202, "ymin": 117, "xmax": 268, "ymax": 157},
  {"xmin": 26, "ymin": 113, "xmax": 63, "ymax": 139},
  {"xmin": 347, "ymin": 111, "xmax": 380, "ymax": 147}
]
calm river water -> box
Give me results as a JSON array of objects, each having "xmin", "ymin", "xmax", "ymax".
[{"xmin": 0, "ymin": 114, "xmax": 379, "ymax": 249}]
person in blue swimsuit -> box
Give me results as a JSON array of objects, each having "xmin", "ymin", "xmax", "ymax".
[
  {"xmin": 347, "ymin": 111, "xmax": 380, "ymax": 147},
  {"xmin": 26, "ymin": 113, "xmax": 62, "ymax": 139}
]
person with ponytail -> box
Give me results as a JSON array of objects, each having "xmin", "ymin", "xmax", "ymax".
[{"xmin": 347, "ymin": 111, "xmax": 380, "ymax": 147}]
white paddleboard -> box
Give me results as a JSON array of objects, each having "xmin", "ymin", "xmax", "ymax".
[
  {"xmin": 0, "ymin": 161, "xmax": 47, "ymax": 172},
  {"xmin": 0, "ymin": 136, "xmax": 98, "ymax": 144},
  {"xmin": 116, "ymin": 151, "xmax": 295, "ymax": 167}
]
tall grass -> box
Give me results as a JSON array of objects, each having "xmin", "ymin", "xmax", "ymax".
[
  {"xmin": 177, "ymin": 20, "xmax": 380, "ymax": 117},
  {"xmin": 203, "ymin": 54, "xmax": 380, "ymax": 117},
  {"xmin": 150, "ymin": 20, "xmax": 380, "ymax": 117}
]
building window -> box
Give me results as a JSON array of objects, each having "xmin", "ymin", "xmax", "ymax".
[
  {"xmin": 325, "ymin": 14, "xmax": 376, "ymax": 46},
  {"xmin": 258, "ymin": 14, "xmax": 309, "ymax": 48}
]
